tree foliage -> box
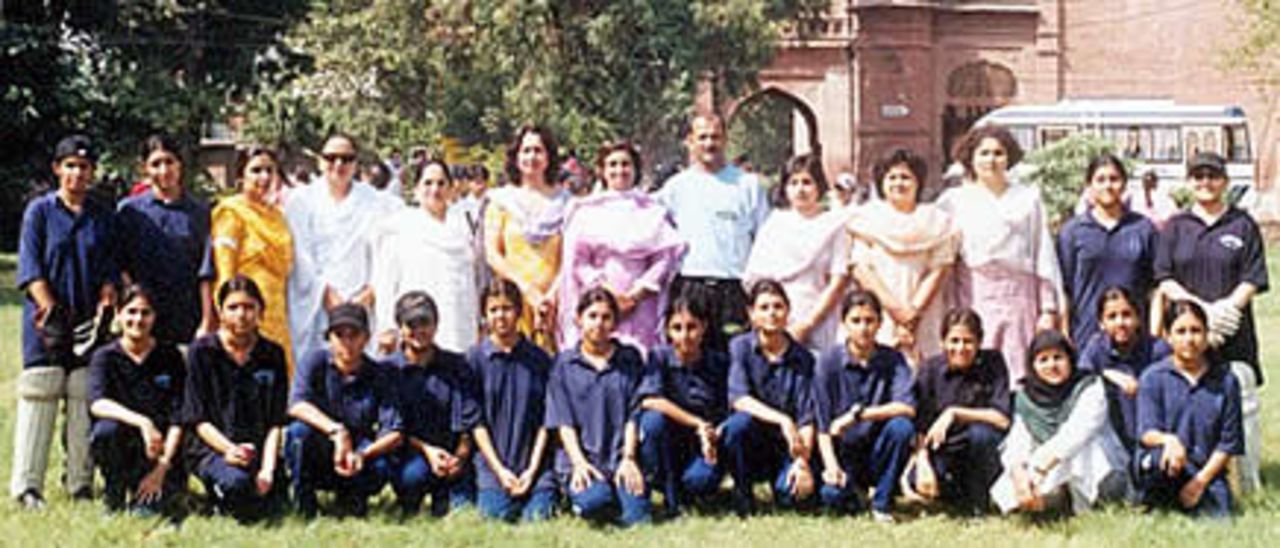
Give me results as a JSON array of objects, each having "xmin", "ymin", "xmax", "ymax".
[
  {"xmin": 0, "ymin": 1, "xmax": 309, "ymax": 249},
  {"xmin": 1022, "ymin": 133, "xmax": 1139, "ymax": 230},
  {"xmin": 247, "ymin": 0, "xmax": 825, "ymax": 173}
]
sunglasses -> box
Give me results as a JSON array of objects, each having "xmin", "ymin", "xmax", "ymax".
[{"xmin": 323, "ymin": 153, "xmax": 357, "ymax": 165}]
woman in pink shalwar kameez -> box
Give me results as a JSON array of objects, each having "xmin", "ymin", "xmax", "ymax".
[
  {"xmin": 938, "ymin": 127, "xmax": 1064, "ymax": 386},
  {"xmin": 557, "ymin": 141, "xmax": 687, "ymax": 350}
]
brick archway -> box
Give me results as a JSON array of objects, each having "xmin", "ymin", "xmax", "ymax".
[
  {"xmin": 727, "ymin": 87, "xmax": 822, "ymax": 158},
  {"xmin": 942, "ymin": 60, "xmax": 1018, "ymax": 164}
]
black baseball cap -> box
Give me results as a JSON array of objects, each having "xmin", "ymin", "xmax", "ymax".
[
  {"xmin": 326, "ymin": 303, "xmax": 369, "ymax": 335},
  {"xmin": 395, "ymin": 291, "xmax": 439, "ymax": 327},
  {"xmin": 1187, "ymin": 152, "xmax": 1227, "ymax": 177},
  {"xmin": 53, "ymin": 134, "xmax": 98, "ymax": 164}
]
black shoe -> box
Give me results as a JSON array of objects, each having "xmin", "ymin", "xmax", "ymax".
[
  {"xmin": 336, "ymin": 494, "xmax": 369, "ymax": 518},
  {"xmin": 103, "ymin": 484, "xmax": 126, "ymax": 513},
  {"xmin": 71, "ymin": 487, "xmax": 93, "ymax": 501},
  {"xmin": 17, "ymin": 489, "xmax": 46, "ymax": 511}
]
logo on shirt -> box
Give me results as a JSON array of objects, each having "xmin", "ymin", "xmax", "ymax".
[
  {"xmin": 1219, "ymin": 234, "xmax": 1244, "ymax": 250},
  {"xmin": 153, "ymin": 374, "xmax": 172, "ymax": 390},
  {"xmin": 254, "ymin": 370, "xmax": 276, "ymax": 387}
]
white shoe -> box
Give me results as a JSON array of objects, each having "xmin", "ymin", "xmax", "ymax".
[{"xmin": 872, "ymin": 509, "xmax": 895, "ymax": 524}]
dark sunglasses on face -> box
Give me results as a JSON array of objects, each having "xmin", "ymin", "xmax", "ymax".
[{"xmin": 323, "ymin": 153, "xmax": 357, "ymax": 165}]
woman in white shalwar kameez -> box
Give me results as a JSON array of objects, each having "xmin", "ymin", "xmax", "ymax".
[
  {"xmin": 371, "ymin": 161, "xmax": 478, "ymax": 354},
  {"xmin": 285, "ymin": 134, "xmax": 398, "ymax": 366},
  {"xmin": 743, "ymin": 154, "xmax": 852, "ymax": 353},
  {"xmin": 991, "ymin": 330, "xmax": 1130, "ymax": 515}
]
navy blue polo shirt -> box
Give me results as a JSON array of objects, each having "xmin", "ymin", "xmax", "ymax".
[
  {"xmin": 181, "ymin": 334, "xmax": 289, "ymax": 462},
  {"xmin": 913, "ymin": 350, "xmax": 1010, "ymax": 432},
  {"xmin": 115, "ymin": 190, "xmax": 213, "ymax": 343},
  {"xmin": 88, "ymin": 340, "xmax": 186, "ymax": 429},
  {"xmin": 812, "ymin": 344, "xmax": 914, "ymax": 433},
  {"xmin": 1137, "ymin": 359, "xmax": 1244, "ymax": 467},
  {"xmin": 390, "ymin": 348, "xmax": 479, "ymax": 449},
  {"xmin": 17, "ymin": 192, "xmax": 119, "ymax": 368},
  {"xmin": 1154, "ymin": 208, "xmax": 1269, "ymax": 382},
  {"xmin": 290, "ymin": 349, "xmax": 403, "ymax": 441},
  {"xmin": 726, "ymin": 332, "xmax": 816, "ymax": 426},
  {"xmin": 468, "ymin": 337, "xmax": 556, "ymax": 492},
  {"xmin": 545, "ymin": 342, "xmax": 648, "ymax": 477},
  {"xmin": 1057, "ymin": 210, "xmax": 1157, "ymax": 346},
  {"xmin": 1080, "ymin": 333, "xmax": 1170, "ymax": 449},
  {"xmin": 639, "ymin": 345, "xmax": 730, "ymax": 424}
]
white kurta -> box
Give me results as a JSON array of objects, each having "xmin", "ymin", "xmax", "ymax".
[
  {"xmin": 371, "ymin": 207, "xmax": 479, "ymax": 353},
  {"xmin": 285, "ymin": 182, "xmax": 397, "ymax": 363},
  {"xmin": 743, "ymin": 209, "xmax": 852, "ymax": 352},
  {"xmin": 990, "ymin": 381, "xmax": 1131, "ymax": 514}
]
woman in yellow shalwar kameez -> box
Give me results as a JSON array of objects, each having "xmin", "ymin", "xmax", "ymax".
[
  {"xmin": 484, "ymin": 125, "xmax": 567, "ymax": 354},
  {"xmin": 211, "ymin": 146, "xmax": 297, "ymax": 374}
]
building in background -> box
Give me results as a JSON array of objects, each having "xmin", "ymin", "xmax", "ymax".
[{"xmin": 722, "ymin": 0, "xmax": 1280, "ymax": 211}]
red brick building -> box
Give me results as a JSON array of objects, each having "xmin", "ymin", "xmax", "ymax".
[{"xmin": 729, "ymin": 0, "xmax": 1279, "ymax": 201}]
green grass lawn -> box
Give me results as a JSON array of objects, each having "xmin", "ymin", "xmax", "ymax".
[{"xmin": 1, "ymin": 253, "xmax": 1279, "ymax": 546}]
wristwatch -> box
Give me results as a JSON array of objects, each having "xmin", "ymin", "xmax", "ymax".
[{"xmin": 328, "ymin": 424, "xmax": 347, "ymax": 437}]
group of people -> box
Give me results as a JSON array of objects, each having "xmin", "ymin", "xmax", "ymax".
[{"xmin": 11, "ymin": 115, "xmax": 1263, "ymax": 525}]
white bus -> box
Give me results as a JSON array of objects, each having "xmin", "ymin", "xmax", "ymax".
[{"xmin": 974, "ymin": 99, "xmax": 1254, "ymax": 198}]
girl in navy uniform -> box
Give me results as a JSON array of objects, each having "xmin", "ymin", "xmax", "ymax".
[
  {"xmin": 183, "ymin": 276, "xmax": 289, "ymax": 522},
  {"xmin": 545, "ymin": 287, "xmax": 653, "ymax": 526},
  {"xmin": 812, "ymin": 291, "xmax": 915, "ymax": 521},
  {"xmin": 286, "ymin": 303, "xmax": 402, "ymax": 518},
  {"xmin": 1136, "ymin": 300, "xmax": 1243, "ymax": 518},
  {"xmin": 907, "ymin": 308, "xmax": 1010, "ymax": 515},
  {"xmin": 636, "ymin": 293, "xmax": 730, "ymax": 515},
  {"xmin": 88, "ymin": 284, "xmax": 186, "ymax": 515},
  {"xmin": 721, "ymin": 279, "xmax": 817, "ymax": 516},
  {"xmin": 1078, "ymin": 287, "xmax": 1170, "ymax": 451},
  {"xmin": 387, "ymin": 291, "xmax": 479, "ymax": 516},
  {"xmin": 470, "ymin": 280, "xmax": 559, "ymax": 521}
]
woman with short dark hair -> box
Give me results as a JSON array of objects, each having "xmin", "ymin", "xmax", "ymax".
[
  {"xmin": 556, "ymin": 140, "xmax": 686, "ymax": 351},
  {"xmin": 848, "ymin": 148, "xmax": 958, "ymax": 364},
  {"xmin": 939, "ymin": 126, "xmax": 1064, "ymax": 386}
]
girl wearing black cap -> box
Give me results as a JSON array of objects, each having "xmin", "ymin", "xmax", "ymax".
[{"xmin": 989, "ymin": 330, "xmax": 1130, "ymax": 514}]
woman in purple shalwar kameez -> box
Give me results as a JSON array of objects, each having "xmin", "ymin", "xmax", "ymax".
[{"xmin": 557, "ymin": 141, "xmax": 687, "ymax": 350}]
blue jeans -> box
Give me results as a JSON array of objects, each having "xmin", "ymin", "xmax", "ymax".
[
  {"xmin": 817, "ymin": 416, "xmax": 914, "ymax": 513},
  {"xmin": 477, "ymin": 487, "xmax": 558, "ymax": 522},
  {"xmin": 285, "ymin": 421, "xmax": 391, "ymax": 516},
  {"xmin": 389, "ymin": 448, "xmax": 476, "ymax": 515},
  {"xmin": 194, "ymin": 452, "xmax": 287, "ymax": 522},
  {"xmin": 721, "ymin": 411, "xmax": 814, "ymax": 513},
  {"xmin": 568, "ymin": 479, "xmax": 652, "ymax": 526},
  {"xmin": 1136, "ymin": 446, "xmax": 1233, "ymax": 518},
  {"xmin": 637, "ymin": 410, "xmax": 724, "ymax": 512}
]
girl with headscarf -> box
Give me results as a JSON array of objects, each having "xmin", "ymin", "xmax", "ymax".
[{"xmin": 989, "ymin": 330, "xmax": 1129, "ymax": 514}]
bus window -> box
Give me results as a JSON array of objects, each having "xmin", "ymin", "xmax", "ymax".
[
  {"xmin": 1039, "ymin": 126, "xmax": 1076, "ymax": 147},
  {"xmin": 1226, "ymin": 125, "xmax": 1252, "ymax": 162},
  {"xmin": 1151, "ymin": 126, "xmax": 1181, "ymax": 162},
  {"xmin": 1009, "ymin": 126, "xmax": 1036, "ymax": 153},
  {"xmin": 1103, "ymin": 125, "xmax": 1151, "ymax": 160}
]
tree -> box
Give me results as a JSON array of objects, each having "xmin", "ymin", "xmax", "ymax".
[
  {"xmin": 1021, "ymin": 133, "xmax": 1139, "ymax": 231},
  {"xmin": 0, "ymin": 1, "xmax": 309, "ymax": 249},
  {"xmin": 247, "ymin": 0, "xmax": 825, "ymax": 176}
]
